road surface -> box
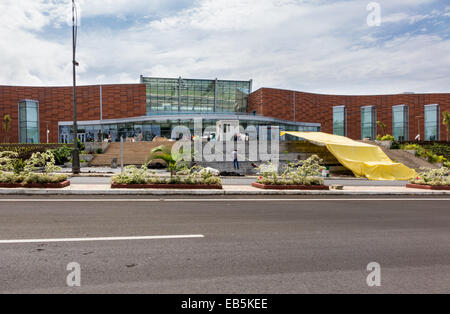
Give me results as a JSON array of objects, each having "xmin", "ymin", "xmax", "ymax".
[{"xmin": 0, "ymin": 196, "xmax": 448, "ymax": 294}]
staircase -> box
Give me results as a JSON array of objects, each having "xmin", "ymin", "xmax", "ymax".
[
  {"xmin": 381, "ymin": 148, "xmax": 439, "ymax": 170},
  {"xmin": 362, "ymin": 140, "xmax": 439, "ymax": 170},
  {"xmin": 91, "ymin": 142, "xmax": 173, "ymax": 166}
]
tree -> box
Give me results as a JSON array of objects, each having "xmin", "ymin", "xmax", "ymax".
[
  {"xmin": 149, "ymin": 145, "xmax": 179, "ymax": 179},
  {"xmin": 443, "ymin": 111, "xmax": 450, "ymax": 142},
  {"xmin": 377, "ymin": 121, "xmax": 387, "ymax": 137},
  {"xmin": 3, "ymin": 115, "xmax": 11, "ymax": 143}
]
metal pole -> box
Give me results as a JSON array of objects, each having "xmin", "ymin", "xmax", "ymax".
[
  {"xmin": 71, "ymin": 0, "xmax": 81, "ymax": 174},
  {"xmin": 178, "ymin": 77, "xmax": 182, "ymax": 113},
  {"xmin": 120, "ymin": 136, "xmax": 124, "ymax": 172}
]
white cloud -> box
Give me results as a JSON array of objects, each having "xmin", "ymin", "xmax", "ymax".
[{"xmin": 0, "ymin": 0, "xmax": 449, "ymax": 95}]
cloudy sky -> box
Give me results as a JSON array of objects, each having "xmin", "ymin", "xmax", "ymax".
[{"xmin": 0, "ymin": 0, "xmax": 449, "ymax": 95}]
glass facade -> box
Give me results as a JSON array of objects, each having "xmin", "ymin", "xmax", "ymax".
[
  {"xmin": 392, "ymin": 105, "xmax": 409, "ymax": 141},
  {"xmin": 333, "ymin": 106, "xmax": 346, "ymax": 136},
  {"xmin": 141, "ymin": 77, "xmax": 251, "ymax": 115},
  {"xmin": 59, "ymin": 119, "xmax": 320, "ymax": 143},
  {"xmin": 58, "ymin": 76, "xmax": 322, "ymax": 144},
  {"xmin": 424, "ymin": 104, "xmax": 440, "ymax": 141},
  {"xmin": 361, "ymin": 106, "xmax": 376, "ymax": 140},
  {"xmin": 19, "ymin": 100, "xmax": 39, "ymax": 144}
]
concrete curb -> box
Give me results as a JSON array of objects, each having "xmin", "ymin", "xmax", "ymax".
[{"xmin": 0, "ymin": 189, "xmax": 449, "ymax": 196}]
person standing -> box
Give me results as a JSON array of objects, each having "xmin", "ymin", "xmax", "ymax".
[{"xmin": 233, "ymin": 149, "xmax": 239, "ymax": 170}]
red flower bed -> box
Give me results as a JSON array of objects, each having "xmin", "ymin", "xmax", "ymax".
[
  {"xmin": 111, "ymin": 183, "xmax": 222, "ymax": 190},
  {"xmin": 0, "ymin": 181, "xmax": 71, "ymax": 189},
  {"xmin": 406, "ymin": 184, "xmax": 450, "ymax": 190},
  {"xmin": 252, "ymin": 182, "xmax": 329, "ymax": 190}
]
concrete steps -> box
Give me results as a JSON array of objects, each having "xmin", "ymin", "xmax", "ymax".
[
  {"xmin": 365, "ymin": 140, "xmax": 439, "ymax": 170},
  {"xmin": 381, "ymin": 148, "xmax": 439, "ymax": 170},
  {"xmin": 91, "ymin": 142, "xmax": 173, "ymax": 166}
]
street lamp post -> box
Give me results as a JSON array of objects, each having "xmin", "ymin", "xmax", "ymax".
[
  {"xmin": 415, "ymin": 116, "xmax": 423, "ymax": 141},
  {"xmin": 72, "ymin": 0, "xmax": 81, "ymax": 174}
]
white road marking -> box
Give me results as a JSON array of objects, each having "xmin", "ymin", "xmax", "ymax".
[
  {"xmin": 0, "ymin": 198, "xmax": 448, "ymax": 202},
  {"xmin": 0, "ymin": 235, "xmax": 205, "ymax": 245}
]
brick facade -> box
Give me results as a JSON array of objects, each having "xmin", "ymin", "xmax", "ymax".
[
  {"xmin": 248, "ymin": 88, "xmax": 450, "ymax": 141},
  {"xmin": 0, "ymin": 84, "xmax": 146, "ymax": 143},
  {"xmin": 1, "ymin": 83, "xmax": 449, "ymax": 143}
]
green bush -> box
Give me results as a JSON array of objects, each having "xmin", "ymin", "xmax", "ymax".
[
  {"xmin": 77, "ymin": 139, "xmax": 85, "ymax": 152},
  {"xmin": 12, "ymin": 159, "xmax": 25, "ymax": 174},
  {"xmin": 0, "ymin": 144, "xmax": 64, "ymax": 160},
  {"xmin": 50, "ymin": 146, "xmax": 72, "ymax": 165},
  {"xmin": 391, "ymin": 141, "xmax": 400, "ymax": 150},
  {"xmin": 377, "ymin": 134, "xmax": 395, "ymax": 141},
  {"xmin": 426, "ymin": 143, "xmax": 450, "ymax": 160},
  {"xmin": 96, "ymin": 148, "xmax": 103, "ymax": 155},
  {"xmin": 401, "ymin": 144, "xmax": 447, "ymax": 164},
  {"xmin": 381, "ymin": 135, "xmax": 396, "ymax": 141}
]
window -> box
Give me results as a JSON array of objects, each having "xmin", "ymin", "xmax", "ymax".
[
  {"xmin": 361, "ymin": 106, "xmax": 376, "ymax": 140},
  {"xmin": 392, "ymin": 105, "xmax": 409, "ymax": 141},
  {"xmin": 142, "ymin": 77, "xmax": 251, "ymax": 115},
  {"xmin": 19, "ymin": 100, "xmax": 39, "ymax": 144},
  {"xmin": 333, "ymin": 106, "xmax": 346, "ymax": 136},
  {"xmin": 424, "ymin": 104, "xmax": 440, "ymax": 141}
]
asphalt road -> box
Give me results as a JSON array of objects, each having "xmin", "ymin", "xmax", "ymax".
[
  {"xmin": 70, "ymin": 176, "xmax": 408, "ymax": 186},
  {"xmin": 0, "ymin": 196, "xmax": 449, "ymax": 294}
]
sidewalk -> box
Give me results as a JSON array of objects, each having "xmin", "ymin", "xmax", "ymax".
[{"xmin": 0, "ymin": 184, "xmax": 449, "ymax": 195}]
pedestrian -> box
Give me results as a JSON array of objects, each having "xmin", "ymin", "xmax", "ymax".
[{"xmin": 233, "ymin": 150, "xmax": 239, "ymax": 170}]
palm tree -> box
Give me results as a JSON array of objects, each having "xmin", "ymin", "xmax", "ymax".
[
  {"xmin": 3, "ymin": 115, "xmax": 11, "ymax": 143},
  {"xmin": 377, "ymin": 121, "xmax": 387, "ymax": 137},
  {"xmin": 443, "ymin": 111, "xmax": 450, "ymax": 142},
  {"xmin": 150, "ymin": 145, "xmax": 178, "ymax": 178}
]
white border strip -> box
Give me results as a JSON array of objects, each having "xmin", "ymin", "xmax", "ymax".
[
  {"xmin": 0, "ymin": 235, "xmax": 205, "ymax": 245},
  {"xmin": 0, "ymin": 199, "xmax": 449, "ymax": 202}
]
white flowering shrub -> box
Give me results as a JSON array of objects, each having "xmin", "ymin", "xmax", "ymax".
[
  {"xmin": 24, "ymin": 151, "xmax": 62, "ymax": 174},
  {"xmin": 257, "ymin": 155, "xmax": 325, "ymax": 186},
  {"xmin": 410, "ymin": 167, "xmax": 450, "ymax": 186},
  {"xmin": 112, "ymin": 166, "xmax": 151, "ymax": 185},
  {"xmin": 0, "ymin": 150, "xmax": 67, "ymax": 185},
  {"xmin": 0, "ymin": 151, "xmax": 18, "ymax": 172},
  {"xmin": 112, "ymin": 165, "xmax": 222, "ymax": 186}
]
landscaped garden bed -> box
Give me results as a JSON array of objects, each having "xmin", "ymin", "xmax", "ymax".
[
  {"xmin": 111, "ymin": 161, "xmax": 223, "ymax": 190},
  {"xmin": 0, "ymin": 151, "xmax": 69, "ymax": 189},
  {"xmin": 399, "ymin": 143, "xmax": 450, "ymax": 167},
  {"xmin": 111, "ymin": 183, "xmax": 221, "ymax": 189},
  {"xmin": 252, "ymin": 155, "xmax": 330, "ymax": 190},
  {"xmin": 406, "ymin": 167, "xmax": 449, "ymax": 190},
  {"xmin": 0, "ymin": 180, "xmax": 70, "ymax": 189}
]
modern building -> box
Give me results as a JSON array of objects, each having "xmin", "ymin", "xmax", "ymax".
[
  {"xmin": 248, "ymin": 88, "xmax": 450, "ymax": 142},
  {"xmin": 0, "ymin": 76, "xmax": 449, "ymax": 144}
]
